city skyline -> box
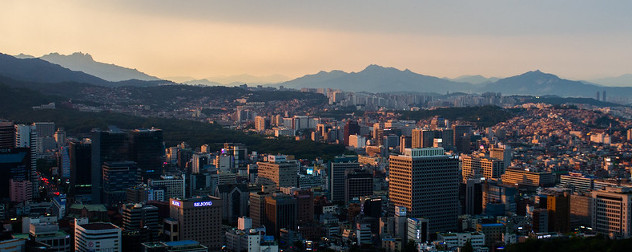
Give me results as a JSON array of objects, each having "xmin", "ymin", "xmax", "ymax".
[{"xmin": 2, "ymin": 1, "xmax": 632, "ymax": 81}]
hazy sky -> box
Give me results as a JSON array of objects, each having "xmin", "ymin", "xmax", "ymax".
[{"xmin": 2, "ymin": 0, "xmax": 631, "ymax": 80}]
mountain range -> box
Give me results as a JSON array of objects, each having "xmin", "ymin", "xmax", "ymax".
[
  {"xmin": 1, "ymin": 53, "xmax": 172, "ymax": 87},
  {"xmin": 2, "ymin": 52, "xmax": 632, "ymax": 101}
]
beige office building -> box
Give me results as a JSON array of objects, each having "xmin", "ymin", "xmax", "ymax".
[
  {"xmin": 257, "ymin": 155, "xmax": 298, "ymax": 188},
  {"xmin": 389, "ymin": 148, "xmax": 459, "ymax": 232},
  {"xmin": 170, "ymin": 197, "xmax": 223, "ymax": 250}
]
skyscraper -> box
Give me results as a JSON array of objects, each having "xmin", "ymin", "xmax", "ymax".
[
  {"xmin": 121, "ymin": 203, "xmax": 160, "ymax": 240},
  {"xmin": 129, "ymin": 129, "xmax": 164, "ymax": 180},
  {"xmin": 344, "ymin": 169, "xmax": 373, "ymax": 204},
  {"xmin": 264, "ymin": 193, "xmax": 297, "ymax": 237},
  {"xmin": 91, "ymin": 129, "xmax": 129, "ymax": 203},
  {"xmin": 411, "ymin": 129, "xmax": 434, "ymax": 149},
  {"xmin": 343, "ymin": 120, "xmax": 360, "ymax": 146},
  {"xmin": 102, "ymin": 161, "xmax": 141, "ymax": 206},
  {"xmin": 330, "ymin": 155, "xmax": 359, "ymax": 203},
  {"xmin": 69, "ymin": 139, "xmax": 92, "ymax": 198},
  {"xmin": 0, "ymin": 121, "xmax": 15, "ymax": 149},
  {"xmin": 169, "ymin": 197, "xmax": 223, "ymax": 250},
  {"xmin": 388, "ymin": 148, "xmax": 459, "ymax": 232}
]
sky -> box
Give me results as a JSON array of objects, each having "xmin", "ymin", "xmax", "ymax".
[{"xmin": 1, "ymin": 0, "xmax": 631, "ymax": 81}]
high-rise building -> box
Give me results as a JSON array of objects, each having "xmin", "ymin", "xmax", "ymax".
[
  {"xmin": 294, "ymin": 190, "xmax": 314, "ymax": 224},
  {"xmin": 570, "ymin": 193, "xmax": 592, "ymax": 229},
  {"xmin": 264, "ymin": 194, "xmax": 297, "ymax": 237},
  {"xmin": 74, "ymin": 220, "xmax": 122, "ymax": 252},
  {"xmin": 344, "ymin": 169, "xmax": 373, "ymax": 203},
  {"xmin": 460, "ymin": 179, "xmax": 483, "ymax": 215},
  {"xmin": 0, "ymin": 121, "xmax": 15, "ymax": 149},
  {"xmin": 9, "ymin": 179, "xmax": 32, "ymax": 203},
  {"xmin": 461, "ymin": 155, "xmax": 505, "ymax": 182},
  {"xmin": 591, "ymin": 187, "xmax": 632, "ymax": 238},
  {"xmin": 102, "ymin": 161, "xmax": 141, "ymax": 206},
  {"xmin": 399, "ymin": 135, "xmax": 411, "ymax": 153},
  {"xmin": 91, "ymin": 129, "xmax": 130, "ymax": 203},
  {"xmin": 191, "ymin": 153, "xmax": 210, "ymax": 174},
  {"xmin": 129, "ymin": 129, "xmax": 164, "ymax": 180},
  {"xmin": 149, "ymin": 175, "xmax": 185, "ymax": 200},
  {"xmin": 255, "ymin": 116, "xmax": 268, "ymax": 132},
  {"xmin": 411, "ymin": 129, "xmax": 434, "ymax": 149},
  {"xmin": 121, "ymin": 203, "xmax": 160, "ymax": 240},
  {"xmin": 249, "ymin": 191, "xmax": 269, "ymax": 228},
  {"xmin": 343, "ymin": 120, "xmax": 360, "ymax": 146},
  {"xmin": 169, "ymin": 197, "xmax": 223, "ymax": 250},
  {"xmin": 0, "ymin": 148, "xmax": 31, "ymax": 200},
  {"xmin": 330, "ymin": 155, "xmax": 359, "ymax": 203},
  {"xmin": 69, "ymin": 139, "xmax": 92, "ymax": 197},
  {"xmin": 257, "ymin": 155, "xmax": 298, "ymax": 188},
  {"xmin": 547, "ymin": 192, "xmax": 570, "ymax": 233},
  {"xmin": 388, "ymin": 148, "xmax": 459, "ymax": 232},
  {"xmin": 490, "ymin": 147, "xmax": 511, "ymax": 169},
  {"xmin": 14, "ymin": 124, "xmax": 38, "ymax": 196},
  {"xmin": 214, "ymin": 184, "xmax": 250, "ymax": 224}
]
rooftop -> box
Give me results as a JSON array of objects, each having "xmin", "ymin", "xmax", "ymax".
[{"xmin": 80, "ymin": 223, "xmax": 120, "ymax": 231}]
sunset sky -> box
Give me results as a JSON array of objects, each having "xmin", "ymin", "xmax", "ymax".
[{"xmin": 2, "ymin": 0, "xmax": 631, "ymax": 81}]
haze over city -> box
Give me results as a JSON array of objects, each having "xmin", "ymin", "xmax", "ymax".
[{"xmin": 2, "ymin": 0, "xmax": 632, "ymax": 82}]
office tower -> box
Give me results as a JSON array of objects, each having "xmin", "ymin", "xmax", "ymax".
[
  {"xmin": 129, "ymin": 129, "xmax": 164, "ymax": 180},
  {"xmin": 59, "ymin": 145, "xmax": 71, "ymax": 178},
  {"xmin": 92, "ymin": 129, "xmax": 130, "ymax": 203},
  {"xmin": 9, "ymin": 179, "xmax": 32, "ymax": 203},
  {"xmin": 602, "ymin": 90, "xmax": 607, "ymax": 102},
  {"xmin": 0, "ymin": 121, "xmax": 15, "ymax": 148},
  {"xmin": 249, "ymin": 191, "xmax": 268, "ymax": 228},
  {"xmin": 294, "ymin": 189, "xmax": 315, "ymax": 224},
  {"xmin": 343, "ymin": 120, "xmax": 360, "ymax": 146},
  {"xmin": 264, "ymin": 194, "xmax": 297, "ymax": 237},
  {"xmin": 591, "ymin": 187, "xmax": 632, "ymax": 238},
  {"xmin": 191, "ymin": 153, "xmax": 210, "ymax": 174},
  {"xmin": 149, "ymin": 175, "xmax": 185, "ymax": 200},
  {"xmin": 531, "ymin": 208, "xmax": 549, "ymax": 233},
  {"xmin": 345, "ymin": 169, "xmax": 373, "ymax": 203},
  {"xmin": 570, "ymin": 193, "xmax": 592, "ymax": 229},
  {"xmin": 399, "ymin": 135, "xmax": 411, "ymax": 153},
  {"xmin": 127, "ymin": 184, "xmax": 164, "ymax": 203},
  {"xmin": 461, "ymin": 155, "xmax": 505, "ymax": 182},
  {"xmin": 411, "ymin": 129, "xmax": 434, "ymax": 148},
  {"xmin": 14, "ymin": 124, "xmax": 38, "ymax": 196},
  {"xmin": 476, "ymin": 223, "xmax": 504, "ymax": 248},
  {"xmin": 356, "ymin": 219, "xmax": 373, "ymax": 245},
  {"xmin": 255, "ymin": 116, "xmax": 268, "ymax": 132},
  {"xmin": 452, "ymin": 125, "xmax": 473, "ymax": 151},
  {"xmin": 69, "ymin": 139, "xmax": 92, "ymax": 197},
  {"xmin": 388, "ymin": 148, "xmax": 459, "ymax": 232},
  {"xmin": 330, "ymin": 155, "xmax": 359, "ymax": 203},
  {"xmin": 460, "ymin": 179, "xmax": 483, "ymax": 215},
  {"xmin": 102, "ymin": 161, "xmax": 141, "ymax": 206},
  {"xmin": 121, "ymin": 203, "xmax": 160, "ymax": 240},
  {"xmin": 54, "ymin": 128, "xmax": 66, "ymax": 147},
  {"xmin": 547, "ymin": 192, "xmax": 570, "ymax": 233},
  {"xmin": 439, "ymin": 129, "xmax": 454, "ymax": 149},
  {"xmin": 490, "ymin": 146, "xmax": 511, "ymax": 169},
  {"xmin": 482, "ymin": 180, "xmax": 517, "ymax": 216},
  {"xmin": 257, "ymin": 155, "xmax": 298, "ymax": 188},
  {"xmin": 74, "ymin": 219, "xmax": 122, "ymax": 252},
  {"xmin": 169, "ymin": 197, "xmax": 223, "ymax": 250},
  {"xmin": 0, "ymin": 148, "xmax": 31, "ymax": 200},
  {"xmin": 214, "ymin": 184, "xmax": 249, "ymax": 224}
]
